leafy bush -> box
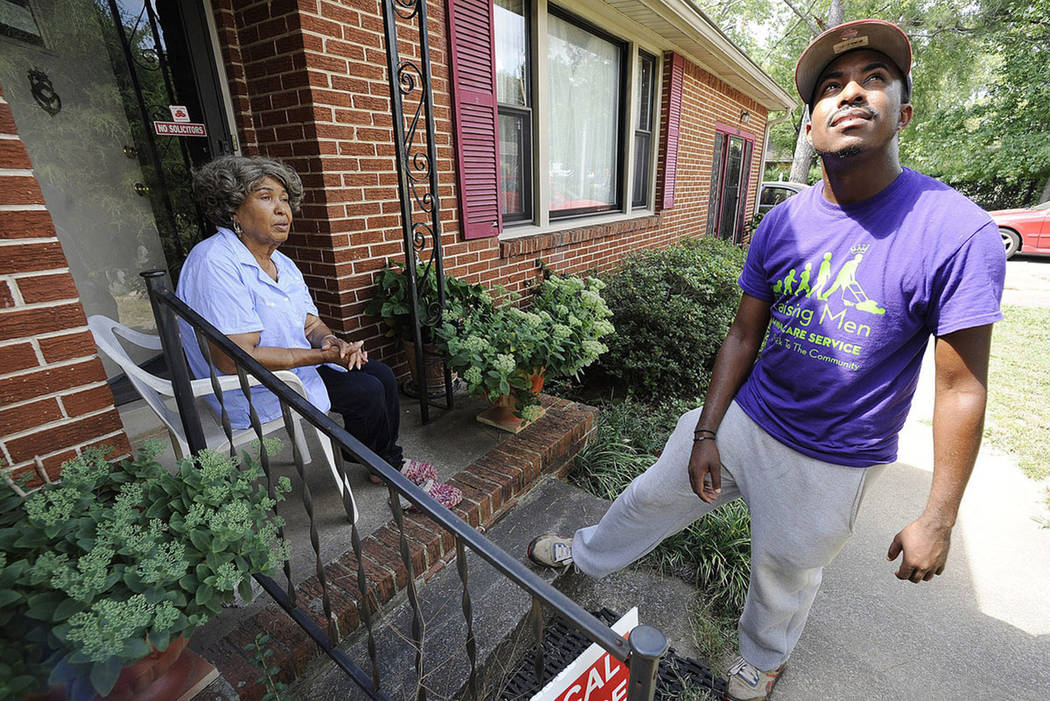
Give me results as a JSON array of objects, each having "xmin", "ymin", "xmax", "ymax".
[
  {"xmin": 439, "ymin": 273, "xmax": 613, "ymax": 416},
  {"xmin": 599, "ymin": 237, "xmax": 746, "ymax": 399},
  {"xmin": 0, "ymin": 444, "xmax": 289, "ymax": 697},
  {"xmin": 364, "ymin": 261, "xmax": 491, "ymax": 345},
  {"xmin": 939, "ymin": 175, "xmax": 1044, "ymax": 211}
]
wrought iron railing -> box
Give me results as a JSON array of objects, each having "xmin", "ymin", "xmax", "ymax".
[
  {"xmin": 381, "ymin": 0, "xmax": 453, "ymax": 423},
  {"xmin": 141, "ymin": 270, "xmax": 667, "ymax": 700}
]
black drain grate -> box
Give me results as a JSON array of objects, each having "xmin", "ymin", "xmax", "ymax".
[{"xmin": 498, "ymin": 609, "xmax": 727, "ymax": 699}]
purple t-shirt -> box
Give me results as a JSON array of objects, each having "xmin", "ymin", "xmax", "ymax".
[{"xmin": 736, "ymin": 168, "xmax": 1005, "ymax": 466}]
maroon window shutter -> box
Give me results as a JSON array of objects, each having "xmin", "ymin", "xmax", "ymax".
[
  {"xmin": 660, "ymin": 53, "xmax": 685, "ymax": 211},
  {"xmin": 706, "ymin": 132, "xmax": 725, "ymax": 233},
  {"xmin": 734, "ymin": 139, "xmax": 754, "ymax": 242},
  {"xmin": 447, "ymin": 0, "xmax": 502, "ymax": 239}
]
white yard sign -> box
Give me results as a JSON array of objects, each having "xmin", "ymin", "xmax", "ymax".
[{"xmin": 530, "ymin": 607, "xmax": 639, "ymax": 701}]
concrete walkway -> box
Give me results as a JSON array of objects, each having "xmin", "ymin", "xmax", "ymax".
[
  {"xmin": 1001, "ymin": 255, "xmax": 1050, "ymax": 308},
  {"xmin": 774, "ymin": 288, "xmax": 1050, "ymax": 698}
]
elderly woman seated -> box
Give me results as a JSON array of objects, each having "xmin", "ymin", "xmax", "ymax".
[{"xmin": 176, "ymin": 154, "xmax": 459, "ymax": 506}]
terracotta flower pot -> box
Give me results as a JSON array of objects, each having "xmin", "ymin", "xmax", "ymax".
[
  {"xmin": 30, "ymin": 635, "xmax": 201, "ymax": 701},
  {"xmin": 103, "ymin": 635, "xmax": 189, "ymax": 700},
  {"xmin": 475, "ymin": 371, "xmax": 546, "ymax": 433}
]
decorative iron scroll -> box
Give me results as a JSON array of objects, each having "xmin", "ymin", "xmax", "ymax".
[{"xmin": 380, "ymin": 0, "xmax": 452, "ymax": 422}]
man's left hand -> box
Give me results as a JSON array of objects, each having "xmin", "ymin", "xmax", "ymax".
[{"xmin": 886, "ymin": 517, "xmax": 952, "ymax": 583}]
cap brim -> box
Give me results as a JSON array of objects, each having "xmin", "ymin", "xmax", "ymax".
[{"xmin": 795, "ymin": 19, "xmax": 912, "ymax": 106}]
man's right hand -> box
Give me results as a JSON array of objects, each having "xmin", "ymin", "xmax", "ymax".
[{"xmin": 688, "ymin": 440, "xmax": 722, "ymax": 503}]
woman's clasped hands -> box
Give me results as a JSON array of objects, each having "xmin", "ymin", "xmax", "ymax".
[{"xmin": 322, "ymin": 334, "xmax": 368, "ymax": 370}]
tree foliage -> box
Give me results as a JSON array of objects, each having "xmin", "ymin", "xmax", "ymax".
[
  {"xmin": 691, "ymin": 0, "xmax": 1050, "ymax": 206},
  {"xmin": 900, "ymin": 0, "xmax": 1050, "ymax": 208}
]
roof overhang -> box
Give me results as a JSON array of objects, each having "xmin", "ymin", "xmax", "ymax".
[{"xmin": 600, "ymin": 0, "xmax": 796, "ymax": 112}]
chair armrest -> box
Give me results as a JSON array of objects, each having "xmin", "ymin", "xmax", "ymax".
[{"xmin": 189, "ymin": 369, "xmax": 310, "ymax": 400}]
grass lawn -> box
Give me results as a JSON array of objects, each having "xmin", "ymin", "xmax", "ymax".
[{"xmin": 986, "ymin": 304, "xmax": 1050, "ymax": 481}]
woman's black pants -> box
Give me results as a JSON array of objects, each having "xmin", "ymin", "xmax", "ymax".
[{"xmin": 317, "ymin": 361, "xmax": 403, "ymax": 468}]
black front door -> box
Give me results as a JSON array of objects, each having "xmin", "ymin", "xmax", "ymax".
[
  {"xmin": 0, "ymin": 0, "xmax": 234, "ymax": 400},
  {"xmin": 99, "ymin": 0, "xmax": 234, "ymax": 276}
]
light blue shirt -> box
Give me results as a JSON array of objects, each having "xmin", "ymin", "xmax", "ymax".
[{"xmin": 176, "ymin": 228, "xmax": 332, "ymax": 428}]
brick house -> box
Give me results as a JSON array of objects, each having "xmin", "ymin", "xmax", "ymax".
[{"xmin": 0, "ymin": 0, "xmax": 792, "ymax": 483}]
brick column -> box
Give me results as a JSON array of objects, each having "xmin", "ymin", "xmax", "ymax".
[{"xmin": 0, "ymin": 84, "xmax": 130, "ymax": 485}]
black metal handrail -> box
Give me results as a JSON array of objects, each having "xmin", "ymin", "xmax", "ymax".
[
  {"xmin": 142, "ymin": 270, "xmax": 667, "ymax": 700},
  {"xmin": 381, "ymin": 0, "xmax": 453, "ymax": 424}
]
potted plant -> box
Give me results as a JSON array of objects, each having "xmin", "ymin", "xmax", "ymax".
[
  {"xmin": 365, "ymin": 261, "xmax": 490, "ymax": 396},
  {"xmin": 0, "ymin": 442, "xmax": 290, "ymax": 700},
  {"xmin": 438, "ymin": 272, "xmax": 614, "ymax": 432}
]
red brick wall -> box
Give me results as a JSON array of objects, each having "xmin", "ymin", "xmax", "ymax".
[
  {"xmin": 211, "ymin": 3, "xmax": 767, "ymax": 370},
  {"xmin": 0, "ymin": 85, "xmax": 130, "ymax": 485},
  {"xmin": 0, "ymin": 5, "xmax": 768, "ymax": 484},
  {"xmin": 659, "ymin": 56, "xmax": 768, "ymax": 246}
]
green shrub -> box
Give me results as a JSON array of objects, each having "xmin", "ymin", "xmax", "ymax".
[
  {"xmin": 0, "ymin": 445, "xmax": 290, "ymax": 697},
  {"xmin": 651, "ymin": 500, "xmax": 751, "ymax": 613},
  {"xmin": 599, "ymin": 237, "xmax": 745, "ymax": 399},
  {"xmin": 439, "ymin": 272, "xmax": 613, "ymax": 416}
]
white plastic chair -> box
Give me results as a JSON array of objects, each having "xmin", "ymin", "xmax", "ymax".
[{"xmin": 88, "ymin": 315, "xmax": 357, "ymax": 522}]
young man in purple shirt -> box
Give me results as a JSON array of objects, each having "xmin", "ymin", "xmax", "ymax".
[{"xmin": 527, "ymin": 20, "xmax": 1005, "ymax": 700}]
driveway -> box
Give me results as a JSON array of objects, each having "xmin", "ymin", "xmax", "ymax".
[{"xmin": 1002, "ymin": 255, "xmax": 1050, "ymax": 308}]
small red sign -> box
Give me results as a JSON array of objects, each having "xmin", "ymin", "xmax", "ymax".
[
  {"xmin": 153, "ymin": 121, "xmax": 207, "ymax": 137},
  {"xmin": 549, "ymin": 653, "xmax": 629, "ymax": 701},
  {"xmin": 169, "ymin": 105, "xmax": 190, "ymax": 122}
]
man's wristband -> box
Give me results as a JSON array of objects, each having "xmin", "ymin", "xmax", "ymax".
[{"xmin": 693, "ymin": 427, "xmax": 716, "ymax": 444}]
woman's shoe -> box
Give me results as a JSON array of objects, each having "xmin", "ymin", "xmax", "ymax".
[
  {"xmin": 393, "ymin": 478, "xmax": 463, "ymax": 511},
  {"xmin": 401, "ymin": 459, "xmax": 438, "ymax": 485}
]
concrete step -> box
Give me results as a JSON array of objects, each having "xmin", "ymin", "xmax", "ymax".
[{"xmin": 287, "ymin": 476, "xmax": 712, "ymax": 700}]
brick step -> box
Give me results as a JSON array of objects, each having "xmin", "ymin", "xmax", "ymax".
[{"xmin": 194, "ymin": 396, "xmax": 598, "ymax": 700}]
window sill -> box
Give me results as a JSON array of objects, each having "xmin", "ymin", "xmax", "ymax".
[{"xmin": 498, "ymin": 210, "xmax": 661, "ymax": 258}]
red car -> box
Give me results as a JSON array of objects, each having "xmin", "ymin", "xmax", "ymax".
[{"xmin": 990, "ymin": 201, "xmax": 1050, "ymax": 259}]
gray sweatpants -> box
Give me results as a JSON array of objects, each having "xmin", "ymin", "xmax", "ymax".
[{"xmin": 572, "ymin": 401, "xmax": 879, "ymax": 670}]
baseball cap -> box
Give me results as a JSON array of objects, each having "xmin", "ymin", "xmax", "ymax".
[{"xmin": 795, "ymin": 19, "xmax": 912, "ymax": 107}]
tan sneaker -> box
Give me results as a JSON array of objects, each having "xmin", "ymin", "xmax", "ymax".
[
  {"xmin": 526, "ymin": 534, "xmax": 573, "ymax": 568},
  {"xmin": 726, "ymin": 656, "xmax": 786, "ymax": 700}
]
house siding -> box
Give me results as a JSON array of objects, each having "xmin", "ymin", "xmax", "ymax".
[
  {"xmin": 0, "ymin": 2, "xmax": 769, "ymax": 472},
  {"xmin": 0, "ymin": 86, "xmax": 130, "ymax": 483},
  {"xmin": 210, "ymin": 1, "xmax": 767, "ymax": 374}
]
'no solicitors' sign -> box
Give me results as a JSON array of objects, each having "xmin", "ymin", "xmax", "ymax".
[
  {"xmin": 530, "ymin": 607, "xmax": 638, "ymax": 701},
  {"xmin": 153, "ymin": 121, "xmax": 208, "ymax": 137}
]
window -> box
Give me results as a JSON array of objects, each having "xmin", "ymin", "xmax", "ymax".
[
  {"xmin": 495, "ymin": 0, "xmax": 532, "ymax": 221},
  {"xmin": 632, "ymin": 51, "xmax": 656, "ymax": 208},
  {"xmin": 759, "ymin": 185, "xmax": 800, "ymax": 211},
  {"xmin": 547, "ymin": 11, "xmax": 623, "ymax": 216},
  {"xmin": 492, "ymin": 1, "xmax": 658, "ymax": 224},
  {"xmin": 706, "ymin": 127, "xmax": 754, "ymax": 243},
  {"xmin": 0, "ymin": 0, "xmax": 44, "ymax": 47}
]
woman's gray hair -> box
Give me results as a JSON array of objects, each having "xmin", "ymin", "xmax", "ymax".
[{"xmin": 193, "ymin": 155, "xmax": 304, "ymax": 229}]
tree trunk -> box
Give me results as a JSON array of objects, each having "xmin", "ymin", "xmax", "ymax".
[
  {"xmin": 1040, "ymin": 175, "xmax": 1050, "ymax": 204},
  {"xmin": 789, "ymin": 109, "xmax": 814, "ymax": 183},
  {"xmin": 828, "ymin": 0, "xmax": 844, "ymax": 25},
  {"xmin": 786, "ymin": 0, "xmax": 844, "ymax": 184}
]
